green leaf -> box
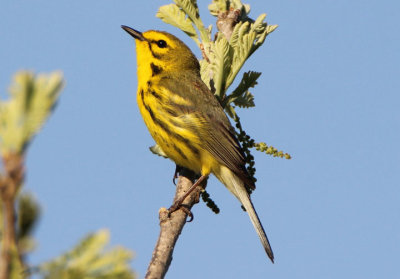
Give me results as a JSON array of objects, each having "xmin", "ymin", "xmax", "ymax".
[
  {"xmin": 174, "ymin": 0, "xmax": 210, "ymax": 42},
  {"xmin": 210, "ymin": 33, "xmax": 233, "ymax": 99},
  {"xmin": 208, "ymin": 0, "xmax": 250, "ymax": 17},
  {"xmin": 9, "ymin": 247, "xmax": 24, "ymax": 279},
  {"xmin": 224, "ymin": 71, "xmax": 260, "ymax": 107},
  {"xmin": 0, "ymin": 71, "xmax": 64, "ymax": 155},
  {"xmin": 17, "ymin": 192, "xmax": 40, "ymax": 240},
  {"xmin": 157, "ymin": 4, "xmax": 198, "ymax": 43},
  {"xmin": 225, "ymin": 12, "xmax": 276, "ymax": 89},
  {"xmin": 174, "ymin": 0, "xmax": 200, "ymax": 21},
  {"xmin": 17, "ymin": 192, "xmax": 40, "ymax": 256},
  {"xmin": 267, "ymin": 24, "xmax": 278, "ymax": 34},
  {"xmin": 229, "ymin": 21, "xmax": 244, "ymax": 48},
  {"xmin": 231, "ymin": 71, "xmax": 261, "ymax": 97},
  {"xmin": 233, "ymin": 91, "xmax": 255, "ymax": 108},
  {"xmin": 199, "ymin": 58, "xmax": 212, "ymax": 90},
  {"xmin": 37, "ymin": 229, "xmax": 135, "ymax": 279},
  {"xmin": 208, "ymin": 0, "xmax": 226, "ymax": 16},
  {"xmin": 252, "ymin": 13, "xmax": 267, "ymax": 34},
  {"xmin": 225, "ymin": 21, "xmax": 256, "ymax": 87}
]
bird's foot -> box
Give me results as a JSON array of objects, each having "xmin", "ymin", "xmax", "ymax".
[{"xmin": 168, "ymin": 201, "xmax": 194, "ymax": 222}]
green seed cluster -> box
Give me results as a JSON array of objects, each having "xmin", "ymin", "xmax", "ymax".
[{"xmin": 254, "ymin": 142, "xmax": 291, "ymax": 159}]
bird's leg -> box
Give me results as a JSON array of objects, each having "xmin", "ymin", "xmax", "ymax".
[
  {"xmin": 168, "ymin": 175, "xmax": 208, "ymax": 222},
  {"xmin": 172, "ymin": 165, "xmax": 183, "ymax": 185}
]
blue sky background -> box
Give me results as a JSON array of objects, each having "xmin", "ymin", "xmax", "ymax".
[{"xmin": 1, "ymin": 0, "xmax": 399, "ymax": 278}]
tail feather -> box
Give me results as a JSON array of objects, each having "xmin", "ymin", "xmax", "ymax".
[{"xmin": 216, "ymin": 166, "xmax": 274, "ymax": 262}]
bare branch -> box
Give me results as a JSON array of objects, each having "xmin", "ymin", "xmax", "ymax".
[
  {"xmin": 0, "ymin": 153, "xmax": 25, "ymax": 279},
  {"xmin": 145, "ymin": 168, "xmax": 204, "ymax": 279}
]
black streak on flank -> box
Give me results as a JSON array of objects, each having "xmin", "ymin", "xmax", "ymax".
[
  {"xmin": 151, "ymin": 63, "xmax": 163, "ymax": 76},
  {"xmin": 173, "ymin": 144, "xmax": 188, "ymax": 160},
  {"xmin": 140, "ymin": 89, "xmax": 144, "ymax": 103},
  {"xmin": 145, "ymin": 103, "xmax": 156, "ymax": 121},
  {"xmin": 142, "ymin": 102, "xmax": 200, "ymax": 157},
  {"xmin": 165, "ymin": 107, "xmax": 179, "ymax": 117},
  {"xmin": 150, "ymin": 90, "xmax": 162, "ymax": 100},
  {"xmin": 183, "ymin": 138, "xmax": 200, "ymax": 155}
]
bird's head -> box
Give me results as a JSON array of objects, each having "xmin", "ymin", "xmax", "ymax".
[{"xmin": 122, "ymin": 26, "xmax": 200, "ymax": 75}]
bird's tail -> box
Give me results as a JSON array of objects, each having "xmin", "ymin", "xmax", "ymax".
[{"xmin": 215, "ymin": 166, "xmax": 274, "ymax": 263}]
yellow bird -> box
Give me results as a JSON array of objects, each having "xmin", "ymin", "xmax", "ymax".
[{"xmin": 122, "ymin": 25, "xmax": 274, "ymax": 262}]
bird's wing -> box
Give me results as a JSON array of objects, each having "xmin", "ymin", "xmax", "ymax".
[{"xmin": 160, "ymin": 74, "xmax": 255, "ymax": 190}]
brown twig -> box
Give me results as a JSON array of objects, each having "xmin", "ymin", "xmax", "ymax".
[
  {"xmin": 145, "ymin": 168, "xmax": 205, "ymax": 279},
  {"xmin": 0, "ymin": 153, "xmax": 24, "ymax": 279},
  {"xmin": 216, "ymin": 8, "xmax": 241, "ymax": 41}
]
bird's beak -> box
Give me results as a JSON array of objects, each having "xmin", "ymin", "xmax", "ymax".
[{"xmin": 121, "ymin": 25, "xmax": 146, "ymax": 41}]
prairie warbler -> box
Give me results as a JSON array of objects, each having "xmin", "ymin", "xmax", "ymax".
[{"xmin": 122, "ymin": 25, "xmax": 274, "ymax": 262}]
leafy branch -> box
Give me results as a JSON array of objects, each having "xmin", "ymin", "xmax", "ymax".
[
  {"xmin": 36, "ymin": 230, "xmax": 135, "ymax": 279},
  {"xmin": 155, "ymin": 0, "xmax": 290, "ymax": 208},
  {"xmin": 0, "ymin": 71, "xmax": 63, "ymax": 279},
  {"xmin": 0, "ymin": 71, "xmax": 136, "ymax": 278},
  {"xmin": 0, "ymin": 71, "xmax": 63, "ymax": 155},
  {"xmin": 146, "ymin": 0, "xmax": 290, "ymax": 278}
]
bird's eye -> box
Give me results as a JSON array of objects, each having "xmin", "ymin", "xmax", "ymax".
[{"xmin": 156, "ymin": 40, "xmax": 167, "ymax": 48}]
